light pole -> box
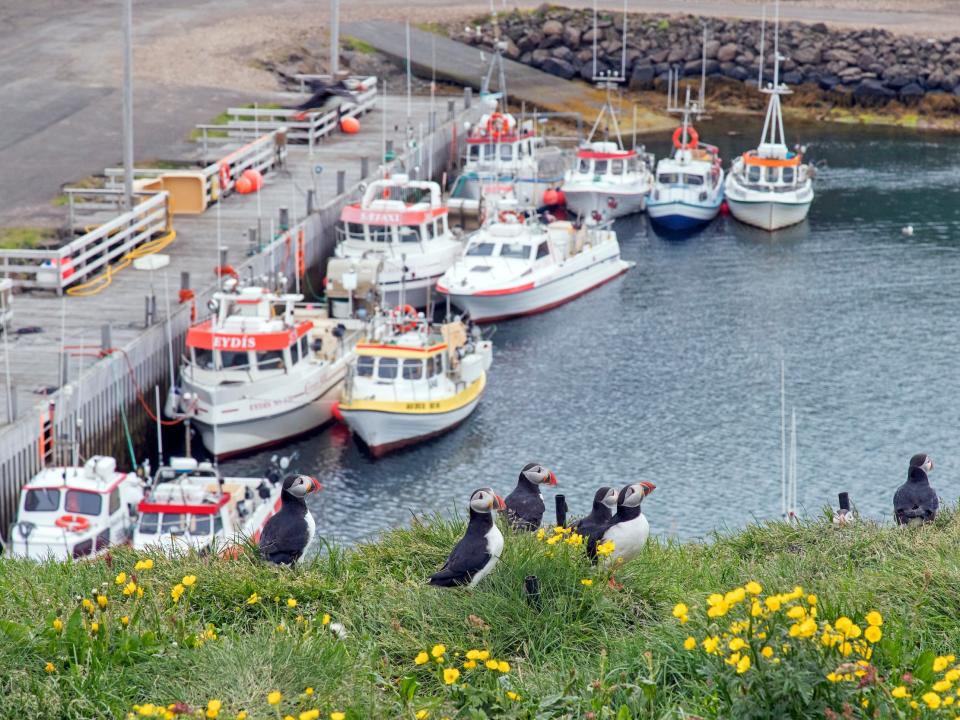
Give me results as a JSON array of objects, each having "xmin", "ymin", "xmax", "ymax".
[{"xmin": 122, "ymin": 0, "xmax": 134, "ymax": 211}]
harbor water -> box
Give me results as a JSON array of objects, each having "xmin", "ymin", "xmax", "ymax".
[{"xmin": 223, "ymin": 117, "xmax": 960, "ymax": 545}]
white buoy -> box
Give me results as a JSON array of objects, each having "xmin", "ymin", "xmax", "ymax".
[{"xmin": 902, "ymin": 225, "xmax": 914, "ymax": 236}]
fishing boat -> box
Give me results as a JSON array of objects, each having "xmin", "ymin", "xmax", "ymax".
[
  {"xmin": 724, "ymin": 5, "xmax": 814, "ymax": 231},
  {"xmin": 132, "ymin": 456, "xmax": 295, "ymax": 554},
  {"xmin": 436, "ymin": 207, "xmax": 633, "ymax": 322},
  {"xmin": 330, "ymin": 175, "xmax": 462, "ymax": 309},
  {"xmin": 562, "ymin": 140, "xmax": 654, "ymax": 222},
  {"xmin": 647, "ymin": 75, "xmax": 724, "ymax": 232},
  {"xmin": 172, "ymin": 284, "xmax": 363, "ymax": 459},
  {"xmin": 9, "ymin": 455, "xmax": 144, "ymax": 560},
  {"xmin": 335, "ymin": 312, "xmax": 492, "ymax": 456}
]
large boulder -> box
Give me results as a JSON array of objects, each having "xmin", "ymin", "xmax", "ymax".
[
  {"xmin": 667, "ymin": 45, "xmax": 687, "ymax": 63},
  {"xmin": 898, "ymin": 82, "xmax": 925, "ymax": 103},
  {"xmin": 551, "ymin": 45, "xmax": 574, "ymax": 61},
  {"xmin": 531, "ymin": 48, "xmax": 550, "ymax": 67},
  {"xmin": 925, "ymin": 68, "xmax": 945, "ymax": 90},
  {"xmin": 782, "ymin": 70, "xmax": 804, "ymax": 85},
  {"xmin": 792, "ymin": 46, "xmax": 821, "ymax": 65},
  {"xmin": 824, "ymin": 48, "xmax": 858, "ymax": 65},
  {"xmin": 852, "ymin": 78, "xmax": 896, "ymax": 106},
  {"xmin": 818, "ymin": 74, "xmax": 840, "ymax": 90},
  {"xmin": 717, "ymin": 42, "xmax": 738, "ymax": 62},
  {"xmin": 583, "ymin": 59, "xmax": 609, "ymax": 81},
  {"xmin": 725, "ymin": 65, "xmax": 750, "ymax": 81},
  {"xmin": 541, "ymin": 57, "xmax": 576, "ymax": 79},
  {"xmin": 882, "ymin": 64, "xmax": 917, "ymax": 88},
  {"xmin": 502, "ymin": 37, "xmax": 521, "ymax": 60},
  {"xmin": 704, "ymin": 39, "xmax": 721, "ymax": 59},
  {"xmin": 649, "ymin": 48, "xmax": 669, "ymax": 64},
  {"xmin": 517, "ymin": 31, "xmax": 543, "ymax": 53},
  {"xmin": 542, "ymin": 19, "xmax": 564, "ymax": 36},
  {"xmin": 563, "ymin": 24, "xmax": 581, "ymax": 48},
  {"xmin": 629, "ymin": 62, "xmax": 656, "ymax": 90}
]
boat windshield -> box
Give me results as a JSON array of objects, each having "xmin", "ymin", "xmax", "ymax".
[
  {"xmin": 466, "ymin": 242, "xmax": 496, "ymax": 256},
  {"xmin": 658, "ymin": 172, "xmax": 679, "ymax": 184},
  {"xmin": 611, "ymin": 160, "xmax": 624, "ymax": 175},
  {"xmin": 148, "ymin": 512, "xmax": 213, "ymax": 537},
  {"xmin": 194, "ymin": 348, "xmax": 214, "ymax": 369},
  {"xmin": 578, "ymin": 159, "xmax": 590, "ymax": 173},
  {"xmin": 594, "ymin": 160, "xmax": 608, "ymax": 174},
  {"xmin": 402, "ymin": 359, "xmax": 423, "ymax": 380},
  {"xmin": 65, "ymin": 490, "xmax": 102, "ymax": 516},
  {"xmin": 357, "ymin": 356, "xmax": 375, "ymax": 377},
  {"xmin": 24, "ymin": 488, "xmax": 60, "ymax": 512},
  {"xmin": 500, "ymin": 243, "xmax": 531, "ymax": 260},
  {"xmin": 399, "ymin": 226, "xmax": 421, "ymax": 243},
  {"xmin": 683, "ymin": 174, "xmax": 704, "ymax": 186}
]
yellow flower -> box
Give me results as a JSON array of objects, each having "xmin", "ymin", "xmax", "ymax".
[
  {"xmin": 431, "ymin": 644, "xmax": 446, "ymax": 659},
  {"xmin": 321, "ymin": 614, "xmax": 331, "ymax": 626},
  {"xmin": 535, "ymin": 528, "xmax": 545, "ymax": 540},
  {"xmin": 206, "ymin": 699, "xmax": 221, "ymax": 719},
  {"xmin": 745, "ymin": 581, "xmax": 762, "ymax": 595},
  {"xmin": 115, "ymin": 572, "xmax": 127, "ymax": 585},
  {"xmin": 786, "ymin": 606, "xmax": 805, "ymax": 620},
  {"xmin": 463, "ymin": 660, "xmax": 477, "ymax": 669},
  {"xmin": 246, "ymin": 593, "xmax": 259, "ymax": 605},
  {"xmin": 298, "ymin": 712, "xmax": 319, "ymax": 720},
  {"xmin": 564, "ymin": 533, "xmax": 584, "ymax": 546},
  {"xmin": 497, "ymin": 661, "xmax": 510, "ymax": 673},
  {"xmin": 761, "ymin": 646, "xmax": 774, "ymax": 658},
  {"xmin": 44, "ymin": 662, "xmax": 55, "ymax": 673},
  {"xmin": 933, "ymin": 680, "xmax": 952, "ymax": 693},
  {"xmin": 121, "ymin": 616, "xmax": 130, "ymax": 626},
  {"xmin": 891, "ymin": 686, "xmax": 909, "ymax": 698},
  {"xmin": 864, "ymin": 625, "xmax": 882, "ymax": 643},
  {"xmin": 97, "ymin": 595, "xmax": 108, "ymax": 609},
  {"xmin": 702, "ymin": 636, "xmax": 719, "ymax": 654},
  {"xmin": 182, "ymin": 575, "xmax": 197, "ymax": 587},
  {"xmin": 171, "ymin": 584, "xmax": 185, "ymax": 603},
  {"xmin": 934, "ymin": 655, "xmax": 952, "ymax": 672},
  {"xmin": 237, "ymin": 713, "xmax": 247, "ymax": 720},
  {"xmin": 485, "ymin": 660, "xmax": 499, "ymax": 671},
  {"xmin": 136, "ymin": 586, "xmax": 144, "ymax": 599},
  {"xmin": 546, "ymin": 534, "xmax": 562, "ymax": 545},
  {"xmin": 725, "ymin": 587, "xmax": 746, "ymax": 605},
  {"xmin": 834, "ymin": 617, "xmax": 852, "ymax": 634},
  {"xmin": 672, "ymin": 603, "xmax": 688, "ymax": 619},
  {"xmin": 82, "ymin": 598, "xmax": 95, "ymax": 613},
  {"xmin": 52, "ymin": 618, "xmax": 63, "ymax": 632},
  {"xmin": 276, "ymin": 623, "xmax": 286, "ymax": 633},
  {"xmin": 945, "ymin": 695, "xmax": 955, "ymax": 706},
  {"xmin": 728, "ymin": 638, "xmax": 746, "ymax": 652},
  {"xmin": 553, "ymin": 526, "xmax": 565, "ymax": 534},
  {"xmin": 765, "ymin": 596, "xmax": 782, "ymax": 612},
  {"xmin": 595, "ymin": 540, "xmax": 615, "ymax": 556},
  {"xmin": 477, "ymin": 650, "xmax": 490, "ymax": 661},
  {"xmin": 506, "ymin": 692, "xmax": 520, "ymax": 701},
  {"xmin": 443, "ymin": 668, "xmax": 460, "ymax": 685},
  {"xmin": 839, "ymin": 641, "xmax": 852, "ymax": 656},
  {"xmin": 750, "ymin": 601, "xmax": 763, "ymax": 617},
  {"xmin": 305, "ymin": 688, "xmax": 314, "ymax": 696},
  {"xmin": 204, "ymin": 624, "xmax": 217, "ymax": 641},
  {"xmin": 135, "ymin": 558, "xmax": 154, "ymax": 570},
  {"xmin": 707, "ymin": 601, "xmax": 729, "ymax": 618},
  {"xmin": 865, "ymin": 610, "xmax": 882, "ymax": 627},
  {"xmin": 287, "ymin": 598, "xmax": 297, "ymax": 608},
  {"xmin": 947, "ymin": 669, "xmax": 960, "ymax": 683},
  {"xmin": 415, "ymin": 652, "xmax": 429, "ymax": 665},
  {"xmin": 330, "ymin": 713, "xmax": 345, "ymax": 720},
  {"xmin": 807, "ymin": 594, "xmax": 818, "ymax": 605},
  {"xmin": 91, "ymin": 622, "xmax": 99, "ymax": 633},
  {"xmin": 580, "ymin": 579, "xmax": 593, "ymax": 587},
  {"xmin": 826, "ymin": 672, "xmax": 841, "ymax": 683},
  {"xmin": 267, "ymin": 691, "xmax": 282, "ymax": 705},
  {"xmin": 736, "ymin": 655, "xmax": 750, "ymax": 674},
  {"xmin": 683, "ymin": 636, "xmax": 696, "ymax": 650},
  {"xmin": 123, "ymin": 581, "xmax": 137, "ymax": 597},
  {"xmin": 466, "ymin": 649, "xmax": 481, "ymax": 660},
  {"xmin": 922, "ymin": 692, "xmax": 941, "ymax": 709},
  {"xmin": 416, "ymin": 711, "xmax": 430, "ymax": 719}
]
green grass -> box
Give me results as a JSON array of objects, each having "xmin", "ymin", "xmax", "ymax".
[
  {"xmin": 6, "ymin": 511, "xmax": 960, "ymax": 718},
  {"xmin": 343, "ymin": 36, "xmax": 378, "ymax": 54},
  {"xmin": 0, "ymin": 227, "xmax": 55, "ymax": 250}
]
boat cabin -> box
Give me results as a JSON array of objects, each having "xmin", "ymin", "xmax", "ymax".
[
  {"xmin": 465, "ymin": 112, "xmax": 543, "ymax": 168},
  {"xmin": 572, "ymin": 142, "xmax": 643, "ymax": 180},
  {"xmin": 464, "ymin": 221, "xmax": 553, "ymax": 264},
  {"xmin": 738, "ymin": 143, "xmax": 806, "ymax": 189},
  {"xmin": 337, "ymin": 175, "xmax": 451, "ymax": 248}
]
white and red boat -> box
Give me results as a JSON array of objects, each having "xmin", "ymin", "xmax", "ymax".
[
  {"xmin": 329, "ymin": 175, "xmax": 462, "ymax": 311},
  {"xmin": 9, "ymin": 455, "xmax": 144, "ymax": 561},
  {"xmin": 132, "ymin": 457, "xmax": 298, "ymax": 554},
  {"xmin": 437, "ymin": 211, "xmax": 633, "ymax": 323},
  {"xmin": 562, "ymin": 141, "xmax": 654, "ymax": 222},
  {"xmin": 173, "ymin": 285, "xmax": 363, "ymax": 459}
]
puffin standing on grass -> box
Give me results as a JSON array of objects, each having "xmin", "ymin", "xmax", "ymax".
[
  {"xmin": 894, "ymin": 453, "xmax": 938, "ymax": 526},
  {"xmin": 259, "ymin": 475, "xmax": 322, "ymax": 565},
  {"xmin": 573, "ymin": 487, "xmax": 618, "ymax": 557},
  {"xmin": 503, "ymin": 463, "xmax": 557, "ymax": 531},
  {"xmin": 429, "ymin": 488, "xmax": 506, "ymax": 588},
  {"xmin": 599, "ymin": 482, "xmax": 656, "ymax": 564}
]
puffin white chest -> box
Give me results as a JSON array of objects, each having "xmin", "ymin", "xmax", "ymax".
[
  {"xmin": 468, "ymin": 523, "xmax": 504, "ymax": 587},
  {"xmin": 603, "ymin": 514, "xmax": 650, "ymax": 563},
  {"xmin": 303, "ymin": 508, "xmax": 316, "ymax": 551}
]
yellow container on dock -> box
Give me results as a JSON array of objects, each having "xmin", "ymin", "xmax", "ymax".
[{"xmin": 134, "ymin": 172, "xmax": 208, "ymax": 215}]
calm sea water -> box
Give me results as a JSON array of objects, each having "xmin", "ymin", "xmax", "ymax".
[{"xmin": 223, "ymin": 117, "xmax": 960, "ymax": 545}]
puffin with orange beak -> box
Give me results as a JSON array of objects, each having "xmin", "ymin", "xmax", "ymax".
[
  {"xmin": 259, "ymin": 474, "xmax": 322, "ymax": 565},
  {"xmin": 504, "ymin": 463, "xmax": 558, "ymax": 531},
  {"xmin": 429, "ymin": 487, "xmax": 506, "ymax": 587},
  {"xmin": 597, "ymin": 481, "xmax": 656, "ymax": 564}
]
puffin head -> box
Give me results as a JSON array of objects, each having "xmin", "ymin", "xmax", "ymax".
[
  {"xmin": 520, "ymin": 463, "xmax": 557, "ymax": 487},
  {"xmin": 910, "ymin": 453, "xmax": 933, "ymax": 474},
  {"xmin": 618, "ymin": 482, "xmax": 656, "ymax": 508},
  {"xmin": 283, "ymin": 474, "xmax": 322, "ymax": 500},
  {"xmin": 595, "ymin": 486, "xmax": 618, "ymax": 511},
  {"xmin": 469, "ymin": 487, "xmax": 506, "ymax": 514}
]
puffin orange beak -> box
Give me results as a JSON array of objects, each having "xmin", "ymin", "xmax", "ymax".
[
  {"xmin": 640, "ymin": 481, "xmax": 656, "ymax": 496},
  {"xmin": 308, "ymin": 477, "xmax": 323, "ymax": 494},
  {"xmin": 548, "ymin": 471, "xmax": 557, "ymax": 486},
  {"xmin": 494, "ymin": 495, "xmax": 506, "ymax": 511}
]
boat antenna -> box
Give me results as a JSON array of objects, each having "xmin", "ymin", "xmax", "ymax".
[
  {"xmin": 620, "ymin": 0, "xmax": 628, "ymax": 80},
  {"xmin": 758, "ymin": 5, "xmax": 766, "ymax": 87},
  {"xmin": 154, "ymin": 385, "xmax": 163, "ymax": 465},
  {"xmin": 405, "ymin": 20, "xmax": 413, "ymax": 127},
  {"xmin": 592, "ymin": 0, "xmax": 598, "ymax": 79},
  {"xmin": 758, "ymin": 0, "xmax": 790, "ymax": 149},
  {"xmin": 699, "ymin": 24, "xmax": 707, "ymax": 112}
]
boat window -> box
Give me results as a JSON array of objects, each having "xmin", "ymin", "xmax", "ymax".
[
  {"xmin": 300, "ymin": 336, "xmax": 309, "ymax": 359},
  {"xmin": 213, "ymin": 515, "xmax": 224, "ymax": 534},
  {"xmin": 469, "ymin": 145, "xmax": 480, "ymax": 160},
  {"xmin": 65, "ymin": 490, "xmax": 102, "ymax": 516},
  {"xmin": 611, "ymin": 160, "xmax": 624, "ymax": 176},
  {"xmin": 627, "ymin": 158, "xmax": 638, "ymax": 172},
  {"xmin": 500, "ymin": 144, "xmax": 513, "ymax": 161},
  {"xmin": 766, "ymin": 166, "xmax": 778, "ymax": 183},
  {"xmin": 402, "ymin": 359, "xmax": 423, "ymax": 380},
  {"xmin": 378, "ymin": 357, "xmax": 398, "ymax": 379},
  {"xmin": 578, "ymin": 159, "xmax": 590, "ymax": 173},
  {"xmin": 518, "ymin": 142, "xmax": 525, "ymax": 158},
  {"xmin": 483, "ymin": 145, "xmax": 497, "ymax": 160},
  {"xmin": 257, "ymin": 350, "xmax": 283, "ymax": 370},
  {"xmin": 426, "ymin": 355, "xmax": 435, "ymax": 377},
  {"xmin": 782, "ymin": 166, "xmax": 795, "ymax": 184},
  {"xmin": 357, "ymin": 356, "xmax": 375, "ymax": 377},
  {"xmin": 194, "ymin": 348, "xmax": 214, "ymax": 370},
  {"xmin": 658, "ymin": 173, "xmax": 679, "ymax": 184},
  {"xmin": 536, "ymin": 242, "xmax": 550, "ymax": 259},
  {"xmin": 220, "ymin": 351, "xmax": 249, "ymax": 370},
  {"xmin": 432, "ymin": 354, "xmax": 444, "ymax": 376},
  {"xmin": 437, "ymin": 216, "xmax": 448, "ymax": 235},
  {"xmin": 161, "ymin": 513, "xmax": 187, "ymax": 535},
  {"xmin": 466, "ymin": 242, "xmax": 496, "ymax": 257},
  {"xmin": 291, "ymin": 339, "xmax": 300, "ymax": 364},
  {"xmin": 594, "ymin": 160, "xmax": 608, "ymax": 175},
  {"xmin": 683, "ymin": 174, "xmax": 704, "ymax": 186},
  {"xmin": 425, "ymin": 221, "xmax": 436, "ymax": 239},
  {"xmin": 139, "ymin": 512, "xmax": 158, "ymax": 534},
  {"xmin": 191, "ymin": 514, "xmax": 211, "ymax": 535},
  {"xmin": 399, "ymin": 225, "xmax": 420, "ymax": 243},
  {"xmin": 109, "ymin": 489, "xmax": 121, "ymax": 515},
  {"xmin": 747, "ymin": 166, "xmax": 762, "ymax": 183},
  {"xmin": 24, "ymin": 488, "xmax": 60, "ymax": 512},
  {"xmin": 369, "ymin": 226, "xmax": 392, "ymax": 243},
  {"xmin": 347, "ymin": 222, "xmax": 366, "ymax": 240},
  {"xmin": 500, "ymin": 242, "xmax": 530, "ymax": 259}
]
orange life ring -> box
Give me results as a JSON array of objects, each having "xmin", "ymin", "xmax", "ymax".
[
  {"xmin": 672, "ymin": 126, "xmax": 699, "ymax": 150},
  {"xmin": 392, "ymin": 304, "xmax": 417, "ymax": 333},
  {"xmin": 219, "ymin": 163, "xmax": 231, "ymax": 193},
  {"xmin": 498, "ymin": 210, "xmax": 523, "ymax": 224},
  {"xmin": 55, "ymin": 514, "xmax": 90, "ymax": 532},
  {"xmin": 486, "ymin": 112, "xmax": 508, "ymax": 138}
]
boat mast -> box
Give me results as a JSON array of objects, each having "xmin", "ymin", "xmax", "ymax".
[
  {"xmin": 585, "ymin": 0, "xmax": 627, "ymax": 147},
  {"xmin": 758, "ymin": 0, "xmax": 790, "ymax": 149}
]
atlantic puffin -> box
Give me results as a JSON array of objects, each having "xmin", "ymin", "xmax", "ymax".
[
  {"xmin": 429, "ymin": 487, "xmax": 506, "ymax": 588},
  {"xmin": 600, "ymin": 482, "xmax": 656, "ymax": 564},
  {"xmin": 258, "ymin": 474, "xmax": 322, "ymax": 565},
  {"xmin": 503, "ymin": 463, "xmax": 557, "ymax": 531},
  {"xmin": 572, "ymin": 487, "xmax": 618, "ymax": 558},
  {"xmin": 894, "ymin": 453, "xmax": 938, "ymax": 526}
]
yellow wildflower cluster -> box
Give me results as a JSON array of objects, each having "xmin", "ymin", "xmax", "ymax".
[
  {"xmin": 887, "ymin": 654, "xmax": 960, "ymax": 714},
  {"xmin": 534, "ymin": 526, "xmax": 587, "ymax": 547},
  {"xmin": 414, "ymin": 645, "xmax": 512, "ymax": 691}
]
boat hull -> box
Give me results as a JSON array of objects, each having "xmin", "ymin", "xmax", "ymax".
[
  {"xmin": 647, "ymin": 200, "xmax": 721, "ymax": 230},
  {"xmin": 726, "ymin": 197, "xmax": 812, "ymax": 231},
  {"xmin": 443, "ymin": 255, "xmax": 632, "ymax": 323},
  {"xmin": 562, "ymin": 187, "xmax": 647, "ymax": 221}
]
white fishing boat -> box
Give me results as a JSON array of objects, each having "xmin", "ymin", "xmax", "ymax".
[
  {"xmin": 9, "ymin": 455, "xmax": 144, "ymax": 560},
  {"xmin": 132, "ymin": 457, "xmax": 296, "ymax": 554},
  {"xmin": 330, "ymin": 175, "xmax": 462, "ymax": 310},
  {"xmin": 724, "ymin": 4, "xmax": 814, "ymax": 231},
  {"xmin": 562, "ymin": 141, "xmax": 654, "ymax": 222},
  {"xmin": 437, "ymin": 208, "xmax": 633, "ymax": 323},
  {"xmin": 335, "ymin": 312, "xmax": 492, "ymax": 457},
  {"xmin": 173, "ymin": 284, "xmax": 363, "ymax": 459}
]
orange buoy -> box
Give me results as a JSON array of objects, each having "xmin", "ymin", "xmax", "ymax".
[
  {"xmin": 241, "ymin": 168, "xmax": 263, "ymax": 190},
  {"xmin": 554, "ymin": 189, "xmax": 566, "ymax": 206},
  {"xmin": 331, "ymin": 401, "xmax": 344, "ymax": 423},
  {"xmin": 542, "ymin": 189, "xmax": 559, "ymax": 206},
  {"xmin": 340, "ymin": 116, "xmax": 360, "ymax": 134},
  {"xmin": 235, "ymin": 175, "xmax": 254, "ymax": 194}
]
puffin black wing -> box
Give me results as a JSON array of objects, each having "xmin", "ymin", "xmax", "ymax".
[
  {"xmin": 429, "ymin": 534, "xmax": 491, "ymax": 587},
  {"xmin": 893, "ymin": 481, "xmax": 938, "ymax": 525},
  {"xmin": 259, "ymin": 510, "xmax": 310, "ymax": 565},
  {"xmin": 504, "ymin": 486, "xmax": 544, "ymax": 531}
]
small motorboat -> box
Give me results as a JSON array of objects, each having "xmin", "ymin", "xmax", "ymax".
[
  {"xmin": 9, "ymin": 455, "xmax": 144, "ymax": 560},
  {"xmin": 329, "ymin": 174, "xmax": 463, "ymax": 310},
  {"xmin": 724, "ymin": 7, "xmax": 814, "ymax": 231},
  {"xmin": 335, "ymin": 312, "xmax": 492, "ymax": 457},
  {"xmin": 562, "ymin": 141, "xmax": 654, "ymax": 223},
  {"xmin": 437, "ymin": 207, "xmax": 633, "ymax": 323},
  {"xmin": 174, "ymin": 284, "xmax": 363, "ymax": 459},
  {"xmin": 132, "ymin": 457, "xmax": 289, "ymax": 554}
]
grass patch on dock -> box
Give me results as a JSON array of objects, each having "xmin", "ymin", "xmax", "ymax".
[
  {"xmin": 0, "ymin": 227, "xmax": 56, "ymax": 250},
  {"xmin": 343, "ymin": 36, "xmax": 378, "ymax": 54},
  {"xmin": 7, "ymin": 510, "xmax": 960, "ymax": 717}
]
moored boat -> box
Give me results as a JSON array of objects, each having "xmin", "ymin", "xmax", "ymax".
[
  {"xmin": 562, "ymin": 141, "xmax": 654, "ymax": 223},
  {"xmin": 335, "ymin": 312, "xmax": 492, "ymax": 457}
]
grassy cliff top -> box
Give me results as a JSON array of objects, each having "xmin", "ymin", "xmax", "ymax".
[{"xmin": 3, "ymin": 510, "xmax": 960, "ymax": 719}]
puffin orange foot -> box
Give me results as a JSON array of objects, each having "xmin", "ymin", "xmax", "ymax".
[{"xmin": 607, "ymin": 576, "xmax": 623, "ymax": 590}]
